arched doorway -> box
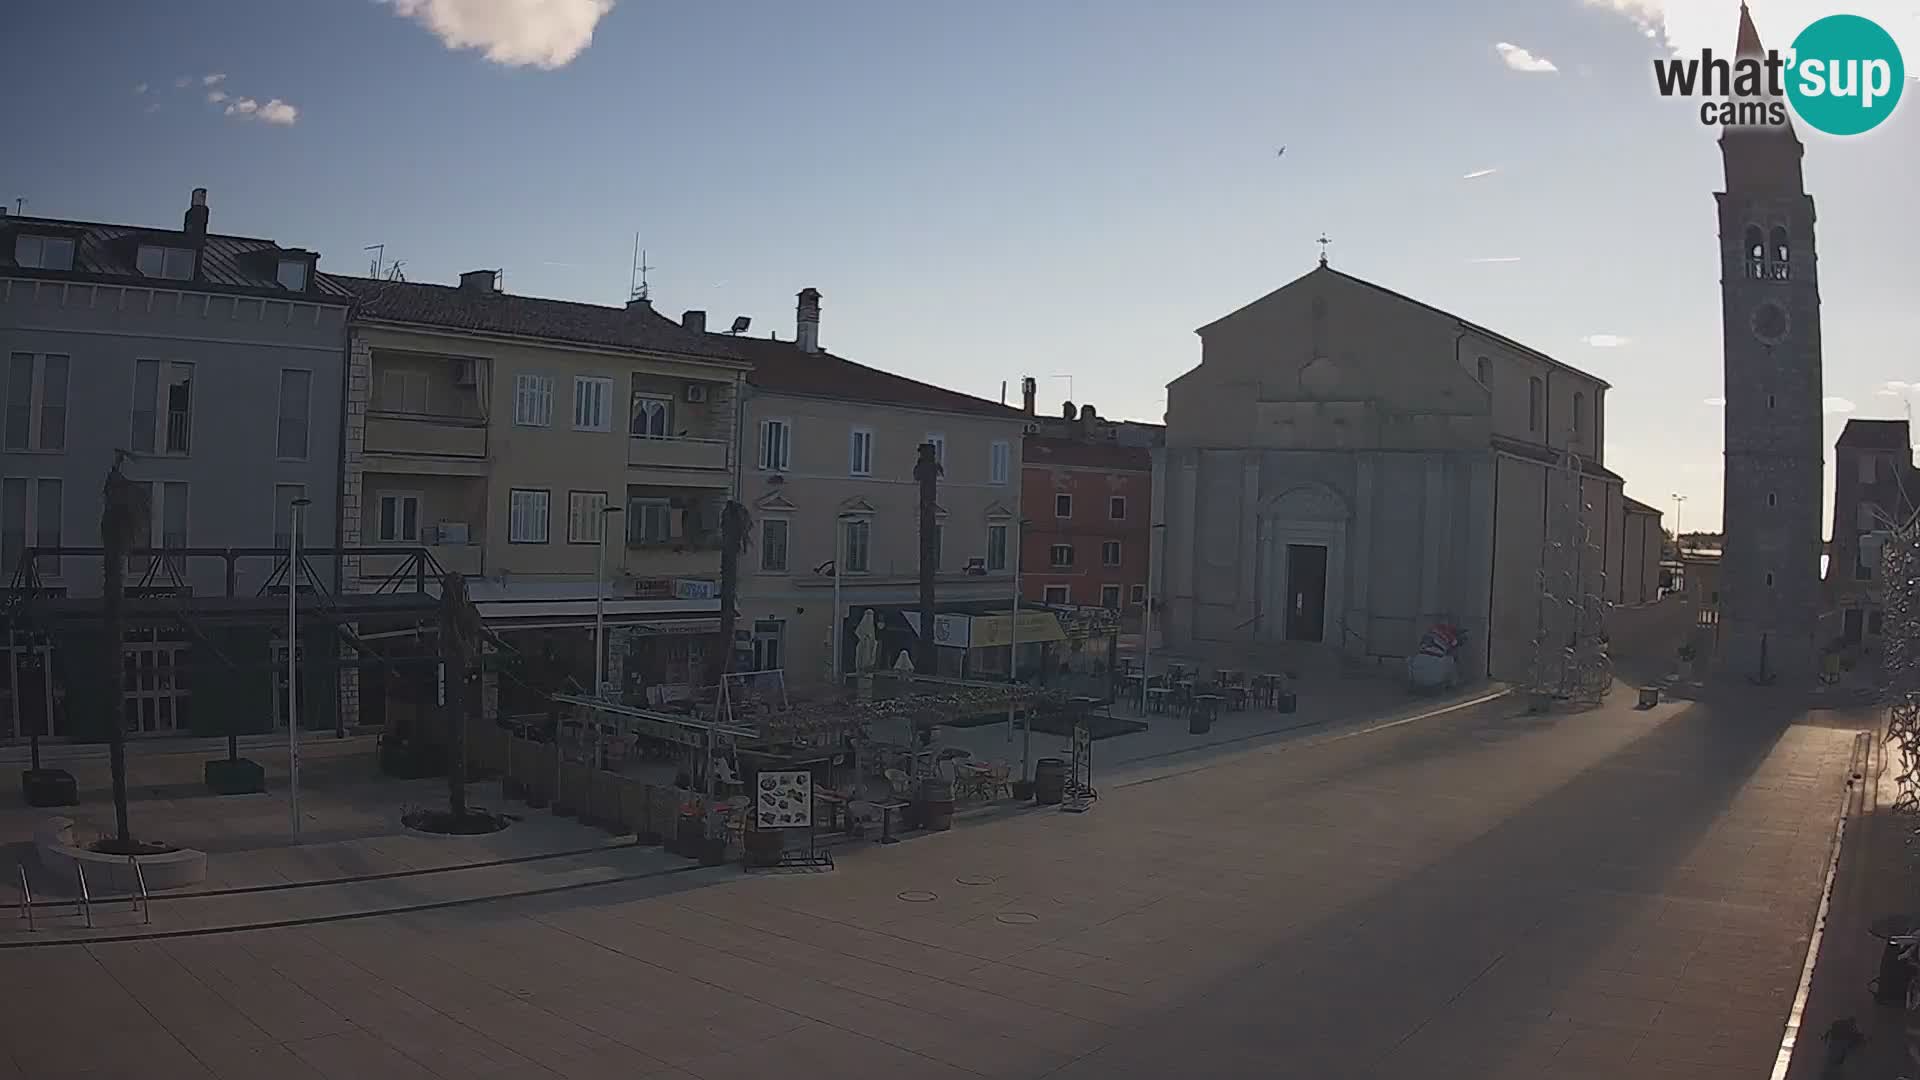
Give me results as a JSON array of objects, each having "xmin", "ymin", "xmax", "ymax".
[{"xmin": 1256, "ymin": 484, "xmax": 1350, "ymax": 646}]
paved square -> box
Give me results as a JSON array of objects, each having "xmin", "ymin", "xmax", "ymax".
[{"xmin": 0, "ymin": 690, "xmax": 1862, "ymax": 1078}]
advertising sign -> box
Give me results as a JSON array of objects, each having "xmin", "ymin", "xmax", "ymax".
[{"xmin": 755, "ymin": 770, "xmax": 813, "ymax": 830}]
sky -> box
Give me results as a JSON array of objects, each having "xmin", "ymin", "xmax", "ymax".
[{"xmin": 3, "ymin": 0, "xmax": 1917, "ymax": 534}]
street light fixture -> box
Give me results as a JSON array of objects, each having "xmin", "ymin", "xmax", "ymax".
[{"xmin": 287, "ymin": 496, "xmax": 311, "ymax": 841}]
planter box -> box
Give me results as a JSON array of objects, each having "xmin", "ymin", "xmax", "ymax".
[
  {"xmin": 204, "ymin": 757, "xmax": 266, "ymax": 795},
  {"xmin": 21, "ymin": 768, "xmax": 77, "ymax": 807}
]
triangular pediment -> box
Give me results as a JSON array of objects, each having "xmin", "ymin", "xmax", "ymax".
[
  {"xmin": 838, "ymin": 496, "xmax": 878, "ymax": 516},
  {"xmin": 983, "ymin": 500, "xmax": 1014, "ymax": 521},
  {"xmin": 754, "ymin": 491, "xmax": 799, "ymax": 513}
]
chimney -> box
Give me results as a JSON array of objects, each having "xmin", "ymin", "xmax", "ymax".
[
  {"xmin": 796, "ymin": 288, "xmax": 821, "ymax": 353},
  {"xmin": 681, "ymin": 310, "xmax": 707, "ymax": 333},
  {"xmin": 1061, "ymin": 400, "xmax": 1076, "ymax": 420},
  {"xmin": 183, "ymin": 187, "xmax": 209, "ymax": 239},
  {"xmin": 458, "ymin": 269, "xmax": 497, "ymax": 292},
  {"xmin": 1021, "ymin": 376, "xmax": 1037, "ymax": 415}
]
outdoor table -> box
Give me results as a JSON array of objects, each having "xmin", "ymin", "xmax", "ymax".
[
  {"xmin": 1215, "ymin": 668, "xmax": 1242, "ymax": 687},
  {"xmin": 1225, "ymin": 686, "xmax": 1249, "ymax": 711},
  {"xmin": 1145, "ymin": 687, "xmax": 1172, "ymax": 714},
  {"xmin": 814, "ymin": 789, "xmax": 850, "ymax": 833},
  {"xmin": 1253, "ymin": 673, "xmax": 1287, "ymax": 708},
  {"xmin": 1120, "ymin": 673, "xmax": 1145, "ymax": 708}
]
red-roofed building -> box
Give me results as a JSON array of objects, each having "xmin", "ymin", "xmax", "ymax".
[{"xmin": 1015, "ymin": 379, "xmax": 1162, "ymax": 613}]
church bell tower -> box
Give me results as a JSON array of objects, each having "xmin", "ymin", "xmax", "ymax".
[{"xmin": 1715, "ymin": 3, "xmax": 1825, "ymax": 683}]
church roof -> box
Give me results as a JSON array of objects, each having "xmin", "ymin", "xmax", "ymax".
[
  {"xmin": 1197, "ymin": 265, "xmax": 1610, "ymax": 390},
  {"xmin": 1491, "ymin": 436, "xmax": 1624, "ymax": 482},
  {"xmin": 1622, "ymin": 496, "xmax": 1662, "ymax": 516},
  {"xmin": 1735, "ymin": 2, "xmax": 1764, "ymax": 57},
  {"xmin": 1836, "ymin": 419, "xmax": 1912, "ymax": 451}
]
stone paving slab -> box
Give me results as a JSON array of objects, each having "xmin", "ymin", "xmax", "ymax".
[{"xmin": 0, "ymin": 686, "xmax": 1867, "ymax": 1079}]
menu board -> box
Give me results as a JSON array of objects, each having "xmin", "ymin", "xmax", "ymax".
[{"xmin": 755, "ymin": 770, "xmax": 813, "ymax": 830}]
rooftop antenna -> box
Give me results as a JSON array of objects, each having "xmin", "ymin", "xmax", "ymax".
[
  {"xmin": 386, "ymin": 260, "xmax": 406, "ymax": 282},
  {"xmin": 13, "ymin": 198, "xmax": 23, "ymax": 216},
  {"xmin": 629, "ymin": 234, "xmax": 654, "ymax": 302},
  {"xmin": 1317, "ymin": 233, "xmax": 1331, "ymax": 267},
  {"xmin": 364, "ymin": 243, "xmax": 385, "ymax": 278}
]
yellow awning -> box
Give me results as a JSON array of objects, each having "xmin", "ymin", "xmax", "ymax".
[{"xmin": 968, "ymin": 611, "xmax": 1067, "ymax": 649}]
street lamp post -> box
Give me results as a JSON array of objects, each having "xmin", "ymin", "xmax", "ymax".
[
  {"xmin": 1143, "ymin": 522, "xmax": 1166, "ymax": 689},
  {"xmin": 287, "ymin": 496, "xmax": 311, "ymax": 841},
  {"xmin": 593, "ymin": 504, "xmax": 625, "ymax": 700},
  {"xmin": 1671, "ymin": 493, "xmax": 1687, "ymax": 542},
  {"xmin": 832, "ymin": 515, "xmax": 845, "ymax": 684}
]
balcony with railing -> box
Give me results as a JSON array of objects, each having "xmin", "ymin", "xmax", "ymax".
[
  {"xmin": 626, "ymin": 435, "xmax": 730, "ymax": 475},
  {"xmin": 364, "ymin": 413, "xmax": 488, "ymax": 461}
]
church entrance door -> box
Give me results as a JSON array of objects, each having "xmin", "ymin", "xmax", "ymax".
[{"xmin": 1285, "ymin": 544, "xmax": 1328, "ymax": 643}]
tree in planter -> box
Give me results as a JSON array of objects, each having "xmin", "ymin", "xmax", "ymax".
[
  {"xmin": 914, "ymin": 442, "xmax": 942, "ymax": 675},
  {"xmin": 439, "ymin": 572, "xmax": 487, "ymax": 821},
  {"xmin": 98, "ymin": 456, "xmax": 150, "ymax": 849}
]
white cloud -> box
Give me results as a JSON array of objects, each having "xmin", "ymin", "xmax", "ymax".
[
  {"xmin": 173, "ymin": 75, "xmax": 192, "ymax": 89},
  {"xmin": 1462, "ymin": 167, "xmax": 1499, "ymax": 179},
  {"xmin": 1467, "ymin": 256, "xmax": 1523, "ymax": 263},
  {"xmin": 1581, "ymin": 0, "xmax": 1920, "ymax": 80},
  {"xmin": 382, "ymin": 0, "xmax": 614, "ymax": 69},
  {"xmin": 203, "ymin": 73, "xmax": 226, "ymax": 86},
  {"xmin": 1496, "ymin": 42, "xmax": 1559, "ymax": 73},
  {"xmin": 133, "ymin": 82, "xmax": 148, "ymax": 95},
  {"xmin": 255, "ymin": 99, "xmax": 298, "ymax": 125},
  {"xmin": 225, "ymin": 97, "xmax": 258, "ymax": 115},
  {"xmin": 1825, "ymin": 396, "xmax": 1858, "ymax": 414},
  {"xmin": 1704, "ymin": 396, "xmax": 1726, "ymax": 406},
  {"xmin": 207, "ymin": 90, "xmax": 228, "ymax": 104},
  {"xmin": 1877, "ymin": 380, "xmax": 1918, "ymax": 396},
  {"xmin": 1582, "ymin": 334, "xmax": 1633, "ymax": 347}
]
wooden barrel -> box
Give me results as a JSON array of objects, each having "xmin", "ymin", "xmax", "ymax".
[
  {"xmin": 1033, "ymin": 758, "xmax": 1066, "ymax": 805},
  {"xmin": 919, "ymin": 779, "xmax": 955, "ymax": 831}
]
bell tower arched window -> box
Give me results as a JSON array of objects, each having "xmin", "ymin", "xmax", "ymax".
[
  {"xmin": 1744, "ymin": 225, "xmax": 1766, "ymax": 279},
  {"xmin": 1769, "ymin": 225, "xmax": 1791, "ymax": 280}
]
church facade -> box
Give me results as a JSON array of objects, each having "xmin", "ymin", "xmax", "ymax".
[
  {"xmin": 1155, "ymin": 263, "xmax": 1623, "ymax": 682},
  {"xmin": 1712, "ymin": 5, "xmax": 1827, "ymax": 684}
]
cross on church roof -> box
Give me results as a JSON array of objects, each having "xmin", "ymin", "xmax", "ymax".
[{"xmin": 1317, "ymin": 233, "xmax": 1331, "ymax": 267}]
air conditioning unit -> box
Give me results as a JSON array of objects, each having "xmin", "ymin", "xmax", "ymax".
[
  {"xmin": 684, "ymin": 383, "xmax": 708, "ymax": 404},
  {"xmin": 452, "ymin": 358, "xmax": 478, "ymax": 386},
  {"xmin": 434, "ymin": 521, "xmax": 470, "ymax": 545}
]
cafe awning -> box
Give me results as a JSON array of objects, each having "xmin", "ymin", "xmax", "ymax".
[{"xmin": 967, "ymin": 611, "xmax": 1067, "ymax": 648}]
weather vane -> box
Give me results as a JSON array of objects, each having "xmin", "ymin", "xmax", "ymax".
[{"xmin": 1317, "ymin": 233, "xmax": 1331, "ymax": 267}]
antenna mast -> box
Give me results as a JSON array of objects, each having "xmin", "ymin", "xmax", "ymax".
[
  {"xmin": 629, "ymin": 235, "xmax": 655, "ymax": 303},
  {"xmin": 364, "ymin": 244, "xmax": 385, "ymax": 279}
]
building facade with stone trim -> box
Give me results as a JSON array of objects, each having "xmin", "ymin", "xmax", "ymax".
[
  {"xmin": 1157, "ymin": 262, "xmax": 1628, "ymax": 683},
  {"xmin": 331, "ymin": 272, "xmax": 751, "ymax": 727}
]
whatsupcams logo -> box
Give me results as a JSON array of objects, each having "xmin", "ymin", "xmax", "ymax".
[{"xmin": 1653, "ymin": 14, "xmax": 1905, "ymax": 135}]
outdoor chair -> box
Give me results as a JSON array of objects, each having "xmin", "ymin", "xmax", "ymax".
[{"xmin": 885, "ymin": 768, "xmax": 916, "ymax": 800}]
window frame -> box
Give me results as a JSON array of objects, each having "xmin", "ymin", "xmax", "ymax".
[
  {"xmin": 1130, "ymin": 583, "xmax": 1146, "ymax": 604},
  {"xmin": 572, "ymin": 375, "xmax": 614, "ymax": 433},
  {"xmin": 1049, "ymin": 543, "xmax": 1074, "ymax": 568},
  {"xmin": 508, "ymin": 488, "xmax": 551, "ymax": 544},
  {"xmin": 378, "ymin": 369, "xmax": 431, "ymax": 414},
  {"xmin": 272, "ymin": 483, "xmax": 306, "ymax": 549},
  {"xmin": 375, "ymin": 490, "xmax": 423, "ymax": 544},
  {"xmin": 842, "ymin": 517, "xmax": 872, "ymax": 574},
  {"xmin": 0, "ymin": 476, "xmax": 63, "ymax": 573},
  {"xmin": 1109, "ymin": 495, "xmax": 1126, "ymax": 520},
  {"xmin": 986, "ymin": 523, "xmax": 1008, "ymax": 572},
  {"xmin": 924, "ymin": 433, "xmax": 946, "ymax": 468},
  {"xmin": 147, "ymin": 481, "xmax": 191, "ymax": 549},
  {"xmin": 13, "ymin": 234, "xmax": 74, "ymax": 271},
  {"xmin": 760, "ymin": 517, "xmax": 791, "ymax": 572},
  {"xmin": 130, "ymin": 359, "xmax": 193, "ymax": 456},
  {"xmin": 276, "ymin": 368, "xmax": 312, "ymax": 460},
  {"xmin": 566, "ymin": 490, "xmax": 610, "ymax": 545},
  {"xmin": 136, "ymin": 244, "xmax": 195, "ymax": 281},
  {"xmin": 758, "ymin": 418, "xmax": 792, "ymax": 472},
  {"xmin": 512, "ymin": 373, "xmax": 554, "ymax": 428},
  {"xmin": 1055, "ymin": 493, "xmax": 1072, "ymax": 519},
  {"xmin": 1043, "ymin": 584, "xmax": 1071, "ymax": 605},
  {"xmin": 1101, "ymin": 540, "xmax": 1122, "ymax": 566},
  {"xmin": 1572, "ymin": 390, "xmax": 1585, "ymax": 434},
  {"xmin": 989, "ymin": 440, "xmax": 1010, "ymax": 486},
  {"xmin": 276, "ymin": 258, "xmax": 309, "ymax": 292},
  {"xmin": 1859, "ymin": 455, "xmax": 1879, "ymax": 485},
  {"xmin": 626, "ymin": 496, "xmax": 673, "ymax": 546},
  {"xmin": 629, "ymin": 388, "xmax": 673, "ymax": 438},
  {"xmin": 1100, "ymin": 584, "xmax": 1122, "ymax": 609},
  {"xmin": 849, "ymin": 427, "xmax": 874, "ymax": 477},
  {"xmin": 1528, "ymin": 376, "xmax": 1543, "ymax": 434},
  {"xmin": 4, "ymin": 352, "xmax": 68, "ymax": 452}
]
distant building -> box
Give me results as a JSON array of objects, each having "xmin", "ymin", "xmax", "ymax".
[
  {"xmin": 1015, "ymin": 385, "xmax": 1159, "ymax": 613},
  {"xmin": 1, "ymin": 189, "xmax": 354, "ymax": 740},
  {"xmin": 1156, "ymin": 261, "xmax": 1619, "ymax": 681},
  {"xmin": 1618, "ymin": 497, "xmax": 1665, "ymax": 606},
  {"xmin": 1825, "ymin": 418, "xmax": 1918, "ymax": 649},
  {"xmin": 726, "ymin": 290, "xmax": 1030, "ymax": 688}
]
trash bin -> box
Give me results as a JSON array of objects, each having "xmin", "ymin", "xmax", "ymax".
[
  {"xmin": 1033, "ymin": 758, "xmax": 1066, "ymax": 805},
  {"xmin": 919, "ymin": 779, "xmax": 954, "ymax": 831}
]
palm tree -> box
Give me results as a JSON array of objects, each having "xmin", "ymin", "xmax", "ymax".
[
  {"xmin": 914, "ymin": 443, "xmax": 942, "ymax": 674},
  {"xmin": 714, "ymin": 501, "xmax": 752, "ymax": 687},
  {"xmin": 99, "ymin": 455, "xmax": 149, "ymax": 849}
]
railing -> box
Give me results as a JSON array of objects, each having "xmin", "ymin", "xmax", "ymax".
[
  {"xmin": 364, "ymin": 412, "xmax": 487, "ymax": 458},
  {"xmin": 75, "ymin": 863, "xmax": 92, "ymax": 929},
  {"xmin": 127, "ymin": 856, "xmax": 151, "ymax": 925},
  {"xmin": 165, "ymin": 410, "xmax": 191, "ymax": 454},
  {"xmin": 626, "ymin": 435, "xmax": 729, "ymax": 472},
  {"xmin": 16, "ymin": 866, "xmax": 31, "ymax": 933}
]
